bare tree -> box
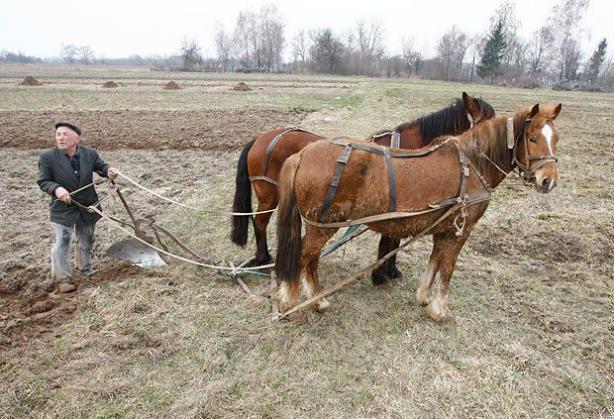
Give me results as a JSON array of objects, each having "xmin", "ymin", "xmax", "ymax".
[
  {"xmin": 401, "ymin": 37, "xmax": 419, "ymax": 77},
  {"xmin": 260, "ymin": 5, "xmax": 285, "ymax": 72},
  {"xmin": 233, "ymin": 10, "xmax": 256, "ymax": 68},
  {"xmin": 436, "ymin": 26, "xmax": 469, "ymax": 80},
  {"xmin": 78, "ymin": 45, "xmax": 95, "ymax": 64},
  {"xmin": 548, "ymin": 0, "xmax": 589, "ymax": 81},
  {"xmin": 60, "ymin": 44, "xmax": 78, "ymax": 64},
  {"xmin": 309, "ymin": 28, "xmax": 344, "ymax": 74},
  {"xmin": 180, "ymin": 36, "xmax": 202, "ymax": 71},
  {"xmin": 355, "ymin": 19, "xmax": 385, "ymax": 75},
  {"xmin": 292, "ymin": 30, "xmax": 309, "ymax": 66},
  {"xmin": 488, "ymin": 0, "xmax": 520, "ymax": 76},
  {"xmin": 232, "ymin": 6, "xmax": 284, "ymax": 71},
  {"xmin": 527, "ymin": 27, "xmax": 555, "ymax": 76},
  {"xmin": 214, "ymin": 23, "xmax": 233, "ymax": 71}
]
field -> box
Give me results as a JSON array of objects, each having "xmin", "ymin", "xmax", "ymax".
[{"xmin": 0, "ymin": 63, "xmax": 612, "ymax": 418}]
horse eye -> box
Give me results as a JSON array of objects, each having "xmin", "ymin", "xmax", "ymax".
[{"xmin": 529, "ymin": 136, "xmax": 537, "ymax": 143}]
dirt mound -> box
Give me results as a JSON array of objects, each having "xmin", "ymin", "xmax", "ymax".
[
  {"xmin": 0, "ymin": 108, "xmax": 310, "ymax": 151},
  {"xmin": 102, "ymin": 81, "xmax": 119, "ymax": 88},
  {"xmin": 163, "ymin": 81, "xmax": 181, "ymax": 90},
  {"xmin": 232, "ymin": 82, "xmax": 252, "ymax": 91},
  {"xmin": 19, "ymin": 76, "xmax": 42, "ymax": 86}
]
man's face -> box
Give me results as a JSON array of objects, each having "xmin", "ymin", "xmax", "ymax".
[{"xmin": 55, "ymin": 126, "xmax": 80, "ymax": 151}]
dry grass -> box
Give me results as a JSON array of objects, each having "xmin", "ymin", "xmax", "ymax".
[{"xmin": 0, "ymin": 65, "xmax": 612, "ymax": 418}]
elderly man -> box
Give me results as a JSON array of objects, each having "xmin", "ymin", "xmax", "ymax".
[{"xmin": 37, "ymin": 122, "xmax": 117, "ymax": 293}]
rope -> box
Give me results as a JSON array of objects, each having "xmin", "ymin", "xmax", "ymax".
[{"xmin": 115, "ymin": 169, "xmax": 276, "ymax": 216}]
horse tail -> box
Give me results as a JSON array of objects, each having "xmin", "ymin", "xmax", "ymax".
[
  {"xmin": 274, "ymin": 153, "xmax": 303, "ymax": 286},
  {"xmin": 231, "ymin": 138, "xmax": 255, "ymax": 246}
]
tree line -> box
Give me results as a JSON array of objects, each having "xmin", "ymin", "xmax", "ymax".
[{"xmin": 2, "ymin": 0, "xmax": 611, "ymax": 89}]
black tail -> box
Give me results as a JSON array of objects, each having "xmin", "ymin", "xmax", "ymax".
[
  {"xmin": 231, "ymin": 139, "xmax": 255, "ymax": 246},
  {"xmin": 274, "ymin": 154, "xmax": 303, "ymax": 285}
]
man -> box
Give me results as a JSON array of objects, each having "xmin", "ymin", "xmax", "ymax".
[{"xmin": 37, "ymin": 122, "xmax": 118, "ymax": 293}]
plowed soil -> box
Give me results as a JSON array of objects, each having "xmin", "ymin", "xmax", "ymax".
[{"xmin": 0, "ymin": 108, "xmax": 310, "ymax": 150}]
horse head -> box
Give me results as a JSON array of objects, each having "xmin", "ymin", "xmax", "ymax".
[
  {"xmin": 514, "ymin": 103, "xmax": 563, "ymax": 193},
  {"xmin": 462, "ymin": 91, "xmax": 496, "ymax": 128}
]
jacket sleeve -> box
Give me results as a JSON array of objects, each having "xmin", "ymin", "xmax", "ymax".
[
  {"xmin": 92, "ymin": 149, "xmax": 110, "ymax": 177},
  {"xmin": 36, "ymin": 152, "xmax": 61, "ymax": 195}
]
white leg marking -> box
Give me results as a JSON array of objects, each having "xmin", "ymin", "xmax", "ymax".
[
  {"xmin": 278, "ymin": 282, "xmax": 291, "ymax": 305},
  {"xmin": 416, "ymin": 260, "xmax": 437, "ymax": 306}
]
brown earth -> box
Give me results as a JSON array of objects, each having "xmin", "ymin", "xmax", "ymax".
[
  {"xmin": 232, "ymin": 82, "xmax": 252, "ymax": 91},
  {"xmin": 163, "ymin": 81, "xmax": 180, "ymax": 90},
  {"xmin": 102, "ymin": 81, "xmax": 119, "ymax": 88},
  {"xmin": 0, "ymin": 147, "xmax": 240, "ymax": 353},
  {"xmin": 0, "ymin": 108, "xmax": 310, "ymax": 150},
  {"xmin": 19, "ymin": 76, "xmax": 42, "ymax": 86},
  {"xmin": 0, "ymin": 106, "xmax": 309, "ymax": 353}
]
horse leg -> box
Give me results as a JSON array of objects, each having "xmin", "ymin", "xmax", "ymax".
[
  {"xmin": 302, "ymin": 226, "xmax": 337, "ymax": 312},
  {"xmin": 249, "ymin": 183, "xmax": 277, "ymax": 266},
  {"xmin": 425, "ymin": 232, "xmax": 469, "ymax": 323},
  {"xmin": 416, "ymin": 250, "xmax": 439, "ymax": 307},
  {"xmin": 371, "ymin": 235, "xmax": 396, "ymax": 289},
  {"xmin": 385, "ymin": 237, "xmax": 404, "ymax": 282}
]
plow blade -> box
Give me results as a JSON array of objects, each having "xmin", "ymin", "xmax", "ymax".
[{"xmin": 106, "ymin": 239, "xmax": 167, "ymax": 268}]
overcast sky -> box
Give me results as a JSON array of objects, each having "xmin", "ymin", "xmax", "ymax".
[{"xmin": 2, "ymin": 0, "xmax": 612, "ymax": 60}]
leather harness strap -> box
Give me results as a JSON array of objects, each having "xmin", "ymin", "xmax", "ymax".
[
  {"xmin": 317, "ymin": 138, "xmax": 451, "ymax": 223},
  {"xmin": 318, "ymin": 145, "xmax": 353, "ymax": 222},
  {"xmin": 382, "ymin": 147, "xmax": 397, "ymax": 212},
  {"xmin": 249, "ymin": 128, "xmax": 316, "ymax": 186},
  {"xmin": 390, "ymin": 130, "xmax": 401, "ymax": 148}
]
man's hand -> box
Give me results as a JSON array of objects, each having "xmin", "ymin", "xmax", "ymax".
[
  {"xmin": 54, "ymin": 187, "xmax": 72, "ymax": 204},
  {"xmin": 107, "ymin": 167, "xmax": 118, "ymax": 180}
]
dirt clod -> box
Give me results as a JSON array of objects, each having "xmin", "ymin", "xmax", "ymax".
[
  {"xmin": 19, "ymin": 76, "xmax": 42, "ymax": 86},
  {"xmin": 163, "ymin": 81, "xmax": 181, "ymax": 90},
  {"xmin": 232, "ymin": 82, "xmax": 252, "ymax": 91}
]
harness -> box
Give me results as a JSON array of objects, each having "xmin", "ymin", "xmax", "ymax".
[
  {"xmin": 369, "ymin": 112, "xmax": 477, "ymax": 148},
  {"xmin": 313, "ymin": 137, "xmax": 492, "ymax": 230},
  {"xmin": 248, "ymin": 127, "xmax": 318, "ymax": 186}
]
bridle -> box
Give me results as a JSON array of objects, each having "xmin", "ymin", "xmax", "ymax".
[
  {"xmin": 507, "ymin": 117, "xmax": 558, "ymax": 182},
  {"xmin": 467, "ymin": 113, "xmax": 480, "ymax": 129}
]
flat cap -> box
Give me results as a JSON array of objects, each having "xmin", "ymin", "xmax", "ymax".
[{"xmin": 55, "ymin": 122, "xmax": 81, "ymax": 136}]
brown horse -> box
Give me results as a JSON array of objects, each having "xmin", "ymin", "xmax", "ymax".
[
  {"xmin": 274, "ymin": 103, "xmax": 562, "ymax": 322},
  {"xmin": 231, "ymin": 92, "xmax": 495, "ymax": 284}
]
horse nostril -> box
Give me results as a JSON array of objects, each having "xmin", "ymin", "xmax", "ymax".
[{"xmin": 542, "ymin": 178, "xmax": 551, "ymax": 188}]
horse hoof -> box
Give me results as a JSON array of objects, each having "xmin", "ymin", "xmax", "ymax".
[
  {"xmin": 415, "ymin": 288, "xmax": 431, "ymax": 306},
  {"xmin": 426, "ymin": 303, "xmax": 454, "ymax": 324},
  {"xmin": 388, "ymin": 268, "xmax": 405, "ymax": 283},
  {"xmin": 285, "ymin": 311, "xmax": 308, "ymax": 323},
  {"xmin": 374, "ymin": 280, "xmax": 394, "ymax": 290},
  {"xmin": 313, "ymin": 298, "xmax": 331, "ymax": 313}
]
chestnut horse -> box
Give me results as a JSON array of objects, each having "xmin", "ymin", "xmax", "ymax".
[
  {"xmin": 274, "ymin": 103, "xmax": 562, "ymax": 322},
  {"xmin": 231, "ymin": 92, "xmax": 495, "ymax": 285}
]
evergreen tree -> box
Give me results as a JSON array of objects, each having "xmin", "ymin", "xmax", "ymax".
[
  {"xmin": 586, "ymin": 38, "xmax": 607, "ymax": 82},
  {"xmin": 477, "ymin": 20, "xmax": 507, "ymax": 83}
]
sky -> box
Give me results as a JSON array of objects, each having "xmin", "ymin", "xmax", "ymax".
[{"xmin": 1, "ymin": 0, "xmax": 612, "ymax": 60}]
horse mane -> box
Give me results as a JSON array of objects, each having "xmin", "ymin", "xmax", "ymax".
[
  {"xmin": 369, "ymin": 96, "xmax": 495, "ymax": 142},
  {"xmin": 456, "ymin": 107, "xmax": 531, "ymax": 181},
  {"xmin": 416, "ymin": 98, "xmax": 465, "ymax": 140}
]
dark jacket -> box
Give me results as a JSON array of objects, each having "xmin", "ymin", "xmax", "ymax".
[{"xmin": 37, "ymin": 145, "xmax": 110, "ymax": 226}]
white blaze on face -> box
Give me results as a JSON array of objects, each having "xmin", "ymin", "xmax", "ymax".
[{"xmin": 542, "ymin": 123, "xmax": 554, "ymax": 155}]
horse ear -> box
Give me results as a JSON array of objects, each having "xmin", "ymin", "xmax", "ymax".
[
  {"xmin": 462, "ymin": 92, "xmax": 480, "ymax": 116},
  {"xmin": 529, "ymin": 104, "xmax": 540, "ymax": 119},
  {"xmin": 552, "ymin": 103, "xmax": 562, "ymax": 119}
]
